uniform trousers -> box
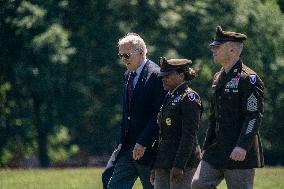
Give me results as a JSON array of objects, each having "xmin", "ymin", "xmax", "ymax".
[
  {"xmin": 191, "ymin": 160, "xmax": 255, "ymax": 189},
  {"xmin": 108, "ymin": 148, "xmax": 153, "ymax": 189},
  {"xmin": 154, "ymin": 168, "xmax": 196, "ymax": 189}
]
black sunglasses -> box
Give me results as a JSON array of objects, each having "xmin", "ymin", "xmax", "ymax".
[
  {"xmin": 118, "ymin": 49, "xmax": 140, "ymax": 59},
  {"xmin": 118, "ymin": 53, "xmax": 131, "ymax": 59}
]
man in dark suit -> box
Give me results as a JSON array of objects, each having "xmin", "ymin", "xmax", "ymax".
[
  {"xmin": 191, "ymin": 26, "xmax": 264, "ymax": 189},
  {"xmin": 108, "ymin": 33, "xmax": 166, "ymax": 189}
]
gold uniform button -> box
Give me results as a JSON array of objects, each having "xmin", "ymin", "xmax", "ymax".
[{"xmin": 165, "ymin": 118, "xmax": 172, "ymax": 126}]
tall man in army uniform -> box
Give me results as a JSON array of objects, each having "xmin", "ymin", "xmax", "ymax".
[{"xmin": 192, "ymin": 26, "xmax": 264, "ymax": 189}]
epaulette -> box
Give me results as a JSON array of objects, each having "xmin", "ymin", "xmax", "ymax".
[
  {"xmin": 242, "ymin": 64, "xmax": 256, "ymax": 76},
  {"xmin": 185, "ymin": 87, "xmax": 193, "ymax": 94},
  {"xmin": 214, "ymin": 71, "xmax": 222, "ymax": 80},
  {"xmin": 242, "ymin": 64, "xmax": 259, "ymax": 85}
]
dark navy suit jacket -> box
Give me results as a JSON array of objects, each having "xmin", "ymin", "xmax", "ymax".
[{"xmin": 119, "ymin": 59, "xmax": 166, "ymax": 165}]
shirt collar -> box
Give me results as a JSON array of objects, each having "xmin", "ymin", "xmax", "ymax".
[{"xmin": 134, "ymin": 58, "xmax": 147, "ymax": 76}]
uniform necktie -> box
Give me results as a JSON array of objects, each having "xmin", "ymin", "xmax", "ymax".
[{"xmin": 127, "ymin": 72, "xmax": 137, "ymax": 109}]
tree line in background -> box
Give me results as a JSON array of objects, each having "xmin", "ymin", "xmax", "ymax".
[{"xmin": 0, "ymin": 0, "xmax": 284, "ymax": 167}]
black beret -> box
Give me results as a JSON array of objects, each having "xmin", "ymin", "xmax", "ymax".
[
  {"xmin": 158, "ymin": 57, "xmax": 192, "ymax": 77},
  {"xmin": 209, "ymin": 26, "xmax": 247, "ymax": 46}
]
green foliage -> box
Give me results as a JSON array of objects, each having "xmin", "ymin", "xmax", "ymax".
[
  {"xmin": 0, "ymin": 0, "xmax": 283, "ymax": 166},
  {"xmin": 32, "ymin": 23, "xmax": 75, "ymax": 64},
  {"xmin": 48, "ymin": 126, "xmax": 79, "ymax": 161},
  {"xmin": 1, "ymin": 0, "xmax": 74, "ymax": 166},
  {"xmin": 11, "ymin": 1, "xmax": 46, "ymax": 30}
]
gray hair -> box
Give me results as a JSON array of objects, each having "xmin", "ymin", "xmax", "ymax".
[
  {"xmin": 118, "ymin": 33, "xmax": 147, "ymax": 58},
  {"xmin": 227, "ymin": 42, "xmax": 244, "ymax": 56}
]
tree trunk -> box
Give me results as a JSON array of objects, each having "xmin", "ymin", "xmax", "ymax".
[{"xmin": 33, "ymin": 97, "xmax": 49, "ymax": 167}]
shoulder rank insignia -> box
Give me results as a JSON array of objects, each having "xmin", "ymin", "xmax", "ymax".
[
  {"xmin": 188, "ymin": 92, "xmax": 195, "ymax": 101},
  {"xmin": 247, "ymin": 93, "xmax": 258, "ymax": 111},
  {"xmin": 165, "ymin": 118, "xmax": 172, "ymax": 126},
  {"xmin": 249, "ymin": 74, "xmax": 256, "ymax": 84}
]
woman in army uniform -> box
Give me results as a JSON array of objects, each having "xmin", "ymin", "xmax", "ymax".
[{"xmin": 150, "ymin": 57, "xmax": 202, "ymax": 189}]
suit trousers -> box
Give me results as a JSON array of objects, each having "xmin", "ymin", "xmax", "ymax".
[
  {"xmin": 191, "ymin": 160, "xmax": 255, "ymax": 189},
  {"xmin": 154, "ymin": 168, "xmax": 196, "ymax": 189},
  {"xmin": 102, "ymin": 164, "xmax": 115, "ymax": 189},
  {"xmin": 108, "ymin": 148, "xmax": 153, "ymax": 189}
]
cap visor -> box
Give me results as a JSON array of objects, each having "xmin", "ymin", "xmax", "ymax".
[
  {"xmin": 158, "ymin": 70, "xmax": 176, "ymax": 77},
  {"xmin": 209, "ymin": 40, "xmax": 225, "ymax": 46}
]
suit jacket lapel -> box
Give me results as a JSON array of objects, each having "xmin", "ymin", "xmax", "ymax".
[
  {"xmin": 129, "ymin": 60, "xmax": 149, "ymax": 111},
  {"xmin": 124, "ymin": 70, "xmax": 131, "ymax": 113}
]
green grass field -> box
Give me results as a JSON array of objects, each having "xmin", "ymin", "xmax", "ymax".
[{"xmin": 0, "ymin": 167, "xmax": 283, "ymax": 189}]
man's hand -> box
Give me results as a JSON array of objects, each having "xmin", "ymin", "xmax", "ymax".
[
  {"xmin": 132, "ymin": 143, "xmax": 146, "ymax": 160},
  {"xmin": 117, "ymin": 143, "xmax": 122, "ymax": 150},
  {"xmin": 230, "ymin": 146, "xmax": 247, "ymax": 161},
  {"xmin": 110, "ymin": 144, "xmax": 122, "ymax": 160},
  {"xmin": 170, "ymin": 167, "xmax": 184, "ymax": 182},
  {"xmin": 200, "ymin": 150, "xmax": 204, "ymax": 159},
  {"xmin": 149, "ymin": 169, "xmax": 155, "ymax": 185}
]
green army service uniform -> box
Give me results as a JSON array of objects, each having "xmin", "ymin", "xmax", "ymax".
[
  {"xmin": 202, "ymin": 59, "xmax": 264, "ymax": 169},
  {"xmin": 192, "ymin": 26, "xmax": 265, "ymax": 189},
  {"xmin": 154, "ymin": 83, "xmax": 202, "ymax": 189},
  {"xmin": 153, "ymin": 57, "xmax": 202, "ymax": 189},
  {"xmin": 154, "ymin": 83, "xmax": 202, "ymax": 170}
]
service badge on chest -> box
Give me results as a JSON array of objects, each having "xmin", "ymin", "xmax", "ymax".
[{"xmin": 165, "ymin": 118, "xmax": 172, "ymax": 126}]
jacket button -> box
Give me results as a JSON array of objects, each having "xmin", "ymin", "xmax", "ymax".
[
  {"xmin": 218, "ymin": 96, "xmax": 221, "ymax": 99},
  {"xmin": 218, "ymin": 115, "xmax": 221, "ymax": 118},
  {"xmin": 128, "ymin": 116, "xmax": 130, "ymax": 120}
]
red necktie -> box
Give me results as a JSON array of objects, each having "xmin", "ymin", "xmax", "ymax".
[{"xmin": 127, "ymin": 72, "xmax": 136, "ymax": 109}]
